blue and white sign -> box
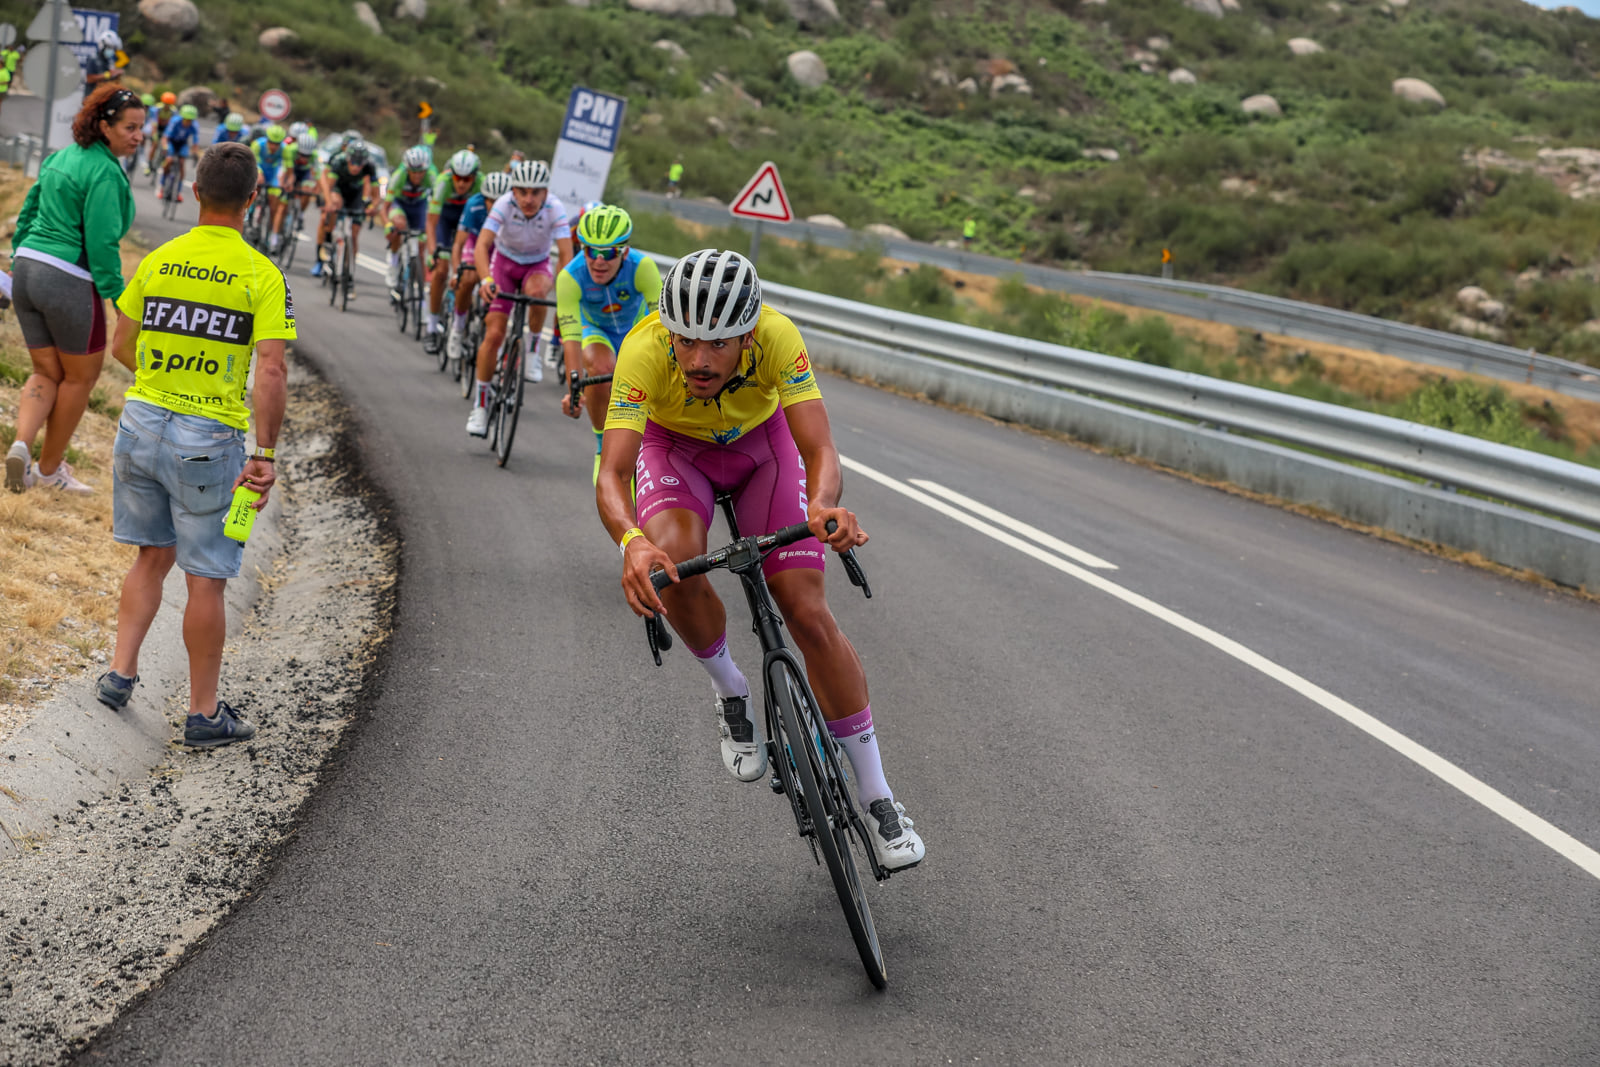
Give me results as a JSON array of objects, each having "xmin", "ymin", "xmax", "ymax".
[
  {"xmin": 67, "ymin": 9, "xmax": 117, "ymax": 69},
  {"xmin": 551, "ymin": 86, "xmax": 628, "ymax": 209}
]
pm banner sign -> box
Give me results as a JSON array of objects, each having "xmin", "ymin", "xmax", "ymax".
[{"xmin": 550, "ymin": 86, "xmax": 627, "ymax": 211}]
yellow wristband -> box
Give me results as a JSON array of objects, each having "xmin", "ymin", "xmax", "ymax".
[{"xmin": 619, "ymin": 527, "xmax": 645, "ymax": 555}]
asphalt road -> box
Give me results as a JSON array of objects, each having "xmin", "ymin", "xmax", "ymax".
[{"xmin": 83, "ymin": 183, "xmax": 1600, "ymax": 1065}]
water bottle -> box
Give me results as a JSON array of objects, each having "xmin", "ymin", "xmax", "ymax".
[{"xmin": 223, "ymin": 486, "xmax": 261, "ymax": 542}]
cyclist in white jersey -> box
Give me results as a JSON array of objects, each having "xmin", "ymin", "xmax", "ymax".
[{"xmin": 466, "ymin": 159, "xmax": 573, "ymax": 438}]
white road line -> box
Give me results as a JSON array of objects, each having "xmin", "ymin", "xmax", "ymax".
[
  {"xmin": 842, "ymin": 453, "xmax": 1600, "ymax": 881},
  {"xmin": 908, "ymin": 479, "xmax": 1117, "ymax": 570}
]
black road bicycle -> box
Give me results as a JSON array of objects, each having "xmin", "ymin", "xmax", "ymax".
[
  {"xmin": 159, "ymin": 161, "xmax": 182, "ymax": 221},
  {"xmin": 278, "ymin": 195, "xmax": 306, "ymax": 272},
  {"xmin": 325, "ymin": 208, "xmax": 363, "ymax": 312},
  {"xmin": 644, "ymin": 500, "xmax": 889, "ymax": 989},
  {"xmin": 484, "ymin": 292, "xmax": 554, "ymax": 468},
  {"xmin": 565, "ymin": 370, "xmax": 613, "ymax": 417},
  {"xmin": 391, "ymin": 231, "xmax": 424, "ymax": 342},
  {"xmin": 457, "ymin": 290, "xmax": 486, "ymax": 398},
  {"xmin": 242, "ymin": 189, "xmax": 271, "ymax": 250}
]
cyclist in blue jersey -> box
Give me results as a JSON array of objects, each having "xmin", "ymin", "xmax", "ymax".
[
  {"xmin": 211, "ymin": 112, "xmax": 248, "ymax": 146},
  {"xmin": 443, "ymin": 170, "xmax": 507, "ymax": 366},
  {"xmin": 157, "ymin": 104, "xmax": 201, "ymax": 201},
  {"xmin": 557, "ymin": 205, "xmax": 662, "ymax": 482},
  {"xmin": 252, "ymin": 124, "xmax": 291, "ymax": 254},
  {"xmin": 423, "ymin": 148, "xmax": 481, "ymax": 352}
]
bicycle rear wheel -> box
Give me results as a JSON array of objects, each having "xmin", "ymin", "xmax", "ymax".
[
  {"xmin": 770, "ymin": 659, "xmax": 887, "ymax": 989},
  {"xmin": 328, "ymin": 238, "xmax": 341, "ymax": 307},
  {"xmin": 281, "ymin": 206, "xmax": 301, "ymax": 270},
  {"xmin": 459, "ymin": 312, "xmax": 480, "ymax": 398},
  {"xmin": 409, "ymin": 251, "xmax": 425, "ymax": 342},
  {"xmin": 161, "ymin": 167, "xmax": 180, "ymax": 219},
  {"xmin": 394, "ymin": 258, "xmax": 410, "ymax": 334}
]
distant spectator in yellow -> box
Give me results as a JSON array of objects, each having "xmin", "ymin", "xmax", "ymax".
[
  {"xmin": 667, "ymin": 157, "xmax": 684, "ymax": 198},
  {"xmin": 962, "ymin": 217, "xmax": 976, "ymax": 246}
]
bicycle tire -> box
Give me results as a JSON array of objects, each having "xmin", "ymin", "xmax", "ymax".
[
  {"xmin": 340, "ymin": 243, "xmax": 353, "ymax": 312},
  {"xmin": 771, "ymin": 660, "xmax": 887, "ymax": 989},
  {"xmin": 394, "ymin": 257, "xmax": 410, "ymax": 334},
  {"xmin": 495, "ymin": 318, "xmax": 525, "ymax": 466},
  {"xmin": 459, "ymin": 317, "xmax": 478, "ymax": 398},
  {"xmin": 161, "ymin": 166, "xmax": 179, "ymax": 220},
  {"xmin": 410, "ymin": 251, "xmax": 424, "ymax": 343},
  {"xmin": 328, "ymin": 239, "xmax": 341, "ymax": 307},
  {"xmin": 281, "ymin": 207, "xmax": 300, "ymax": 271}
]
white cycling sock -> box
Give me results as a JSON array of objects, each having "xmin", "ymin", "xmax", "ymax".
[
  {"xmin": 453, "ymin": 311, "xmax": 467, "ymax": 332},
  {"xmin": 388, "ymin": 251, "xmax": 399, "ymax": 268},
  {"xmin": 827, "ymin": 706, "xmax": 893, "ymax": 804},
  {"xmin": 475, "ymin": 381, "xmax": 492, "ymax": 408},
  {"xmin": 689, "ymin": 633, "xmax": 748, "ymax": 700},
  {"xmin": 426, "ymin": 310, "xmax": 440, "ymax": 332}
]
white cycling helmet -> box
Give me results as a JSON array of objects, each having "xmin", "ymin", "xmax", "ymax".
[
  {"xmin": 482, "ymin": 171, "xmax": 512, "ymax": 200},
  {"xmin": 659, "ymin": 249, "xmax": 763, "ymax": 341},
  {"xmin": 287, "ymin": 121, "xmax": 309, "ymax": 141},
  {"xmin": 508, "ymin": 159, "xmax": 550, "ymax": 190},
  {"xmin": 297, "ymin": 132, "xmax": 318, "ymax": 152},
  {"xmin": 98, "ymin": 29, "xmax": 121, "ymax": 50},
  {"xmin": 403, "ymin": 145, "xmax": 431, "ymax": 170},
  {"xmin": 448, "ymin": 149, "xmax": 480, "ymax": 177}
]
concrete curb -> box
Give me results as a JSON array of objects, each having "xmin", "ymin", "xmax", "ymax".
[
  {"xmin": 0, "ymin": 479, "xmax": 285, "ymax": 860},
  {"xmin": 807, "ymin": 329, "xmax": 1600, "ymax": 591}
]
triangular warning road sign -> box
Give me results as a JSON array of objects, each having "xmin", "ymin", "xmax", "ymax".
[{"xmin": 729, "ymin": 162, "xmax": 793, "ymax": 223}]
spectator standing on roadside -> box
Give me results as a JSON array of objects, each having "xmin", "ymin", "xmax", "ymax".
[
  {"xmin": 96, "ymin": 141, "xmax": 295, "ymax": 748},
  {"xmin": 0, "ymin": 43, "xmax": 23, "ymax": 120},
  {"xmin": 82, "ymin": 30, "xmax": 124, "ymax": 90},
  {"xmin": 4, "ymin": 85, "xmax": 141, "ymax": 495},
  {"xmin": 666, "ymin": 156, "xmax": 684, "ymax": 198},
  {"xmin": 962, "ymin": 216, "xmax": 976, "ymax": 247}
]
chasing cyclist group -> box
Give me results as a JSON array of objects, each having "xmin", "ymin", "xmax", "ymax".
[{"xmin": 145, "ymin": 118, "xmax": 928, "ymax": 871}]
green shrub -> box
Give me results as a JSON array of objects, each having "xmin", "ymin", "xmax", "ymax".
[{"xmin": 1397, "ymin": 378, "xmax": 1540, "ymax": 450}]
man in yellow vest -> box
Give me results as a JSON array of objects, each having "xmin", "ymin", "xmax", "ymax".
[
  {"xmin": 0, "ymin": 44, "xmax": 23, "ymax": 119},
  {"xmin": 666, "ymin": 157, "xmax": 684, "ymax": 198},
  {"xmin": 962, "ymin": 216, "xmax": 976, "ymax": 247}
]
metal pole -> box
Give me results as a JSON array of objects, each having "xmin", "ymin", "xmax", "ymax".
[
  {"xmin": 39, "ymin": 0, "xmax": 64, "ymax": 155},
  {"xmin": 749, "ymin": 220, "xmax": 762, "ymax": 264}
]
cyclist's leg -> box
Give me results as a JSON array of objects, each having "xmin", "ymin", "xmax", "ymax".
[
  {"xmin": 520, "ymin": 261, "xmax": 555, "ymax": 334},
  {"xmin": 636, "ymin": 431, "xmax": 724, "ymax": 655}
]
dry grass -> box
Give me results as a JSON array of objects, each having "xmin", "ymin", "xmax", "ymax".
[{"xmin": 0, "ymin": 165, "xmax": 153, "ymax": 744}]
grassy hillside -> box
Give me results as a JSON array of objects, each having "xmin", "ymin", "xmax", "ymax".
[{"xmin": 23, "ymin": 0, "xmax": 1600, "ymax": 364}]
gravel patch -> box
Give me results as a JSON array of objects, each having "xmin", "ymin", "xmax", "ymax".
[{"xmin": 0, "ymin": 356, "xmax": 398, "ymax": 1065}]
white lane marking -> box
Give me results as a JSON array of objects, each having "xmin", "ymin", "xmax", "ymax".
[
  {"xmin": 842, "ymin": 453, "xmax": 1600, "ymax": 881},
  {"xmin": 908, "ymin": 479, "xmax": 1117, "ymax": 570}
]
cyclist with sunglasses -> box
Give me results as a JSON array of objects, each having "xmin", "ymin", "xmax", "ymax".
[
  {"xmin": 557, "ymin": 205, "xmax": 661, "ymax": 483},
  {"xmin": 424, "ymin": 148, "xmax": 482, "ymax": 352}
]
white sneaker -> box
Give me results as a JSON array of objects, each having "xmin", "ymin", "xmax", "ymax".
[
  {"xmin": 33, "ymin": 460, "xmax": 92, "ymax": 495},
  {"xmin": 447, "ymin": 327, "xmax": 463, "ymax": 365},
  {"xmin": 865, "ymin": 798, "xmax": 925, "ymax": 871},
  {"xmin": 716, "ymin": 694, "xmax": 767, "ymax": 782},
  {"xmin": 385, "ymin": 262, "xmax": 400, "ymax": 290},
  {"xmin": 466, "ymin": 405, "xmax": 490, "ymax": 438},
  {"xmin": 5, "ymin": 440, "xmax": 31, "ymax": 493},
  {"xmin": 524, "ymin": 340, "xmax": 543, "ymax": 383},
  {"xmin": 268, "ymin": 233, "xmax": 281, "ymax": 254}
]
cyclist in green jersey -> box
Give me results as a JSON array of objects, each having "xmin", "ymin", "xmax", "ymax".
[{"xmin": 384, "ymin": 145, "xmax": 437, "ymax": 294}]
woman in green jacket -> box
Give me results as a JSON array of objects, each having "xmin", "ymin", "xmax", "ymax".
[{"xmin": 5, "ymin": 84, "xmax": 142, "ymax": 495}]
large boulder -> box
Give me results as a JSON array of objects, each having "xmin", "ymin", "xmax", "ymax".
[
  {"xmin": 807, "ymin": 214, "xmax": 848, "ymax": 228},
  {"xmin": 1185, "ymin": 0, "xmax": 1225, "ymax": 16},
  {"xmin": 782, "ymin": 0, "xmax": 839, "ymax": 25},
  {"xmin": 394, "ymin": 0, "xmax": 426, "ymax": 19},
  {"xmin": 137, "ymin": 0, "xmax": 199, "ymax": 36},
  {"xmin": 1456, "ymin": 285, "xmax": 1489, "ymax": 312},
  {"xmin": 654, "ymin": 38, "xmax": 689, "ymax": 60},
  {"xmin": 177, "ymin": 85, "xmax": 216, "ymax": 110},
  {"xmin": 865, "ymin": 222, "xmax": 909, "ymax": 240},
  {"xmin": 956, "ymin": 77, "xmax": 978, "ymax": 94},
  {"xmin": 1083, "ymin": 147, "xmax": 1120, "ymax": 161},
  {"xmin": 786, "ymin": 50, "xmax": 828, "ymax": 89},
  {"xmin": 1241, "ymin": 93, "xmax": 1281, "ymax": 117},
  {"xmin": 1287, "ymin": 37, "xmax": 1322, "ymax": 55},
  {"xmin": 1168, "ymin": 67, "xmax": 1197, "ymax": 85},
  {"xmin": 1392, "ymin": 77, "xmax": 1445, "ymax": 107},
  {"xmin": 257, "ymin": 26, "xmax": 297, "ymax": 50},
  {"xmin": 991, "ymin": 73, "xmax": 1032, "ymax": 97},
  {"xmin": 627, "ymin": 0, "xmax": 736, "ymax": 16},
  {"xmin": 354, "ymin": 1, "xmax": 383, "ymax": 32}
]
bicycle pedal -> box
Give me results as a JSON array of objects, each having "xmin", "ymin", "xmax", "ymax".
[{"xmin": 769, "ymin": 775, "xmax": 784, "ymax": 795}]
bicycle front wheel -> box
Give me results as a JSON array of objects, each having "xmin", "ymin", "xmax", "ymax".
[
  {"xmin": 495, "ymin": 326, "xmax": 526, "ymax": 467},
  {"xmin": 770, "ymin": 660, "xmax": 887, "ymax": 989},
  {"xmin": 340, "ymin": 244, "xmax": 354, "ymax": 312},
  {"xmin": 410, "ymin": 253, "xmax": 425, "ymax": 342}
]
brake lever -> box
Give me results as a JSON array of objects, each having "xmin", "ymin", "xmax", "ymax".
[
  {"xmin": 840, "ymin": 548, "xmax": 872, "ymax": 598},
  {"xmin": 645, "ymin": 613, "xmax": 672, "ymax": 665}
]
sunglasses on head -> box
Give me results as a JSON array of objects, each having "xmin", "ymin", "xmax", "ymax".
[{"xmin": 584, "ymin": 245, "xmax": 626, "ymax": 261}]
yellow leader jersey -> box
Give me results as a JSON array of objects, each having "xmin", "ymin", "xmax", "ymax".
[
  {"xmin": 604, "ymin": 307, "xmax": 823, "ymax": 445},
  {"xmin": 117, "ymin": 225, "xmax": 297, "ymax": 431}
]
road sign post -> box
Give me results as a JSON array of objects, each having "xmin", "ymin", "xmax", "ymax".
[
  {"xmin": 728, "ymin": 161, "xmax": 793, "ymax": 266},
  {"xmin": 27, "ymin": 0, "xmax": 82, "ymax": 155}
]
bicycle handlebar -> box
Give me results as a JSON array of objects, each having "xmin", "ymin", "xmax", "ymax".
[
  {"xmin": 487, "ymin": 292, "xmax": 557, "ymax": 307},
  {"xmin": 568, "ymin": 371, "xmax": 614, "ymax": 413}
]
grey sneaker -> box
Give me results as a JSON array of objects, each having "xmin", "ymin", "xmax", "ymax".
[
  {"xmin": 33, "ymin": 460, "xmax": 92, "ymax": 495},
  {"xmin": 5, "ymin": 440, "xmax": 30, "ymax": 493},
  {"xmin": 96, "ymin": 670, "xmax": 138, "ymax": 710},
  {"xmin": 183, "ymin": 700, "xmax": 257, "ymax": 748}
]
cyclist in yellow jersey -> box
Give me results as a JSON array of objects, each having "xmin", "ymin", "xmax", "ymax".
[
  {"xmin": 103, "ymin": 142, "xmax": 294, "ymax": 749},
  {"xmin": 598, "ymin": 249, "xmax": 925, "ymax": 871}
]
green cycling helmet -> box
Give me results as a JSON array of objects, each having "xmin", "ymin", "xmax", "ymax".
[
  {"xmin": 266, "ymin": 124, "xmax": 286, "ymax": 143},
  {"xmin": 140, "ymin": 93, "xmax": 156, "ymax": 107},
  {"xmin": 179, "ymin": 104, "xmax": 199, "ymax": 121},
  {"xmin": 577, "ymin": 204, "xmax": 633, "ymax": 249}
]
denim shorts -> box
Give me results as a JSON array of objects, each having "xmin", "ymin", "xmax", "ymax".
[{"xmin": 112, "ymin": 400, "xmax": 247, "ymax": 579}]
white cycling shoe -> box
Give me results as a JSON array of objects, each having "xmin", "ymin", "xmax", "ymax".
[
  {"xmin": 717, "ymin": 694, "xmax": 767, "ymax": 782},
  {"xmin": 466, "ymin": 405, "xmax": 489, "ymax": 438},
  {"xmin": 385, "ymin": 262, "xmax": 400, "ymax": 291},
  {"xmin": 446, "ymin": 328, "xmax": 463, "ymax": 364},
  {"xmin": 865, "ymin": 798, "xmax": 925, "ymax": 871}
]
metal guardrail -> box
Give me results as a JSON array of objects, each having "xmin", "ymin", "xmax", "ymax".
[{"xmin": 630, "ymin": 190, "xmax": 1600, "ymax": 403}]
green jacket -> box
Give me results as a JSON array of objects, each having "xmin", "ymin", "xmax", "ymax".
[{"xmin": 13, "ymin": 140, "xmax": 134, "ymax": 301}]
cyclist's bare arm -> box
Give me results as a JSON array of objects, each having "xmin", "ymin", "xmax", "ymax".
[
  {"xmin": 598, "ymin": 426, "xmax": 674, "ymax": 616},
  {"xmin": 785, "ymin": 398, "xmax": 867, "ymax": 551},
  {"xmin": 426, "ymin": 211, "xmax": 440, "ymax": 260},
  {"xmin": 475, "ymin": 230, "xmax": 498, "ymax": 295},
  {"xmin": 554, "ymin": 235, "xmax": 575, "ymax": 271}
]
